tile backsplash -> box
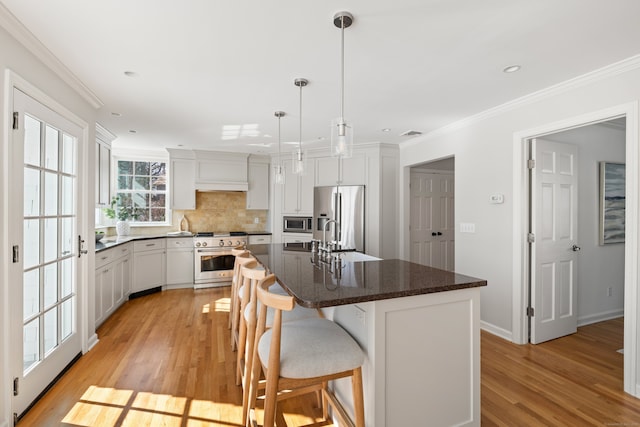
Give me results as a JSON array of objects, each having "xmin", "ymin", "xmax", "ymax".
[{"xmin": 173, "ymin": 191, "xmax": 268, "ymax": 233}]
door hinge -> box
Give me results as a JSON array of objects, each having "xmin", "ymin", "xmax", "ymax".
[
  {"xmin": 527, "ymin": 307, "xmax": 535, "ymax": 317},
  {"xmin": 527, "ymin": 233, "xmax": 535, "ymax": 243},
  {"xmin": 13, "ymin": 412, "xmax": 18, "ymax": 427},
  {"xmin": 13, "ymin": 377, "xmax": 19, "ymax": 396},
  {"xmin": 12, "ymin": 112, "xmax": 18, "ymax": 130},
  {"xmin": 12, "ymin": 245, "xmax": 19, "ymax": 263},
  {"xmin": 528, "ymin": 159, "xmax": 535, "ymax": 169}
]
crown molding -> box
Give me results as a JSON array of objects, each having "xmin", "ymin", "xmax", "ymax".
[
  {"xmin": 402, "ymin": 54, "xmax": 640, "ymax": 148},
  {"xmin": 0, "ymin": 3, "xmax": 103, "ymax": 109}
]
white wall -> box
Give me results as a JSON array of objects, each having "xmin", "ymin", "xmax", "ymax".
[
  {"xmin": 540, "ymin": 122, "xmax": 626, "ymax": 325},
  {"xmin": 0, "ymin": 19, "xmax": 98, "ymax": 426},
  {"xmin": 399, "ymin": 57, "xmax": 640, "ymax": 339}
]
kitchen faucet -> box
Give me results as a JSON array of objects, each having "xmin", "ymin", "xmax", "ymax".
[{"xmin": 321, "ymin": 219, "xmax": 338, "ymax": 254}]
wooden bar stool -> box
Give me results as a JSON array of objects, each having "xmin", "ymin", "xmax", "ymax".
[
  {"xmin": 229, "ymin": 248, "xmax": 249, "ymax": 331},
  {"xmin": 239, "ymin": 265, "xmax": 320, "ymax": 425},
  {"xmin": 247, "ymin": 274, "xmax": 365, "ymax": 427},
  {"xmin": 230, "ymin": 252, "xmax": 256, "ymax": 351}
]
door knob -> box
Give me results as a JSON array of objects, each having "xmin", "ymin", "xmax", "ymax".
[
  {"xmin": 571, "ymin": 245, "xmax": 581, "ymax": 252},
  {"xmin": 437, "ymin": 232, "xmax": 442, "ymax": 236},
  {"xmin": 431, "ymin": 232, "xmax": 437, "ymax": 236}
]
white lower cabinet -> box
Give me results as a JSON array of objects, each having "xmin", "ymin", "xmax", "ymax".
[
  {"xmin": 248, "ymin": 234, "xmax": 272, "ymax": 244},
  {"xmin": 132, "ymin": 239, "xmax": 166, "ymax": 294},
  {"xmin": 94, "ymin": 243, "xmax": 131, "ymax": 327},
  {"xmin": 166, "ymin": 237, "xmax": 194, "ymax": 288}
]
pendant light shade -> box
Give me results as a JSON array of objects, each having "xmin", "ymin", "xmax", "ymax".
[
  {"xmin": 274, "ymin": 111, "xmax": 285, "ymax": 185},
  {"xmin": 331, "ymin": 11, "xmax": 354, "ymax": 158},
  {"xmin": 292, "ymin": 78, "xmax": 308, "ymax": 175}
]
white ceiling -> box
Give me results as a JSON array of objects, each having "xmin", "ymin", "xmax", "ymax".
[{"xmin": 2, "ymin": 0, "xmax": 640, "ymax": 155}]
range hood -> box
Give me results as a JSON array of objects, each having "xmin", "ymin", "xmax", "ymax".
[{"xmin": 193, "ymin": 150, "xmax": 249, "ymax": 192}]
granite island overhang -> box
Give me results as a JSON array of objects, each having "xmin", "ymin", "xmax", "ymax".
[{"xmin": 247, "ymin": 243, "xmax": 487, "ymax": 427}]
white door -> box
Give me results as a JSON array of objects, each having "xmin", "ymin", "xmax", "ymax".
[
  {"xmin": 10, "ymin": 89, "xmax": 83, "ymax": 417},
  {"xmin": 410, "ymin": 171, "xmax": 455, "ymax": 270},
  {"xmin": 530, "ymin": 138, "xmax": 579, "ymax": 344}
]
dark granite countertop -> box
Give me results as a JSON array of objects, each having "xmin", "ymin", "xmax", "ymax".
[
  {"xmin": 247, "ymin": 244, "xmax": 487, "ymax": 308},
  {"xmin": 95, "ymin": 233, "xmax": 193, "ymax": 252}
]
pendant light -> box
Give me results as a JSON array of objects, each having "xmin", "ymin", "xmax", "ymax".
[
  {"xmin": 273, "ymin": 111, "xmax": 285, "ymax": 184},
  {"xmin": 331, "ymin": 11, "xmax": 354, "ymax": 158},
  {"xmin": 292, "ymin": 78, "xmax": 308, "ymax": 175}
]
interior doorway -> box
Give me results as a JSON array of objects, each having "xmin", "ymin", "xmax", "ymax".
[
  {"xmin": 409, "ymin": 157, "xmax": 455, "ymax": 271},
  {"xmin": 526, "ymin": 118, "xmax": 626, "ymax": 344}
]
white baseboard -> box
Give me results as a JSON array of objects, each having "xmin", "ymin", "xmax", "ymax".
[
  {"xmin": 163, "ymin": 283, "xmax": 195, "ymax": 291},
  {"xmin": 480, "ymin": 321, "xmax": 513, "ymax": 342},
  {"xmin": 87, "ymin": 333, "xmax": 99, "ymax": 352},
  {"xmin": 578, "ymin": 309, "xmax": 624, "ymax": 327}
]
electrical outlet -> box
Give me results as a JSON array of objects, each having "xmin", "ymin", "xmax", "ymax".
[
  {"xmin": 254, "ymin": 217, "xmax": 260, "ymax": 224},
  {"xmin": 354, "ymin": 305, "xmax": 366, "ymax": 326},
  {"xmin": 607, "ymin": 287, "xmax": 613, "ymax": 297}
]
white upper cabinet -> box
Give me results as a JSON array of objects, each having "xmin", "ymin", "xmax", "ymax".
[
  {"xmin": 167, "ymin": 149, "xmax": 196, "ymax": 210},
  {"xmin": 95, "ymin": 124, "xmax": 115, "ymax": 207},
  {"xmin": 282, "ymin": 160, "xmax": 315, "ymax": 215},
  {"xmin": 316, "ymin": 155, "xmax": 367, "ymax": 186},
  {"xmin": 247, "ymin": 156, "xmax": 270, "ymax": 210}
]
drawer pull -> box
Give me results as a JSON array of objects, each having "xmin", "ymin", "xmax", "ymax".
[
  {"xmin": 101, "ymin": 256, "xmax": 108, "ymax": 260},
  {"xmin": 146, "ymin": 243, "xmax": 155, "ymax": 247}
]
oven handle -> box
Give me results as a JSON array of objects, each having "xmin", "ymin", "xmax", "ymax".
[{"xmin": 196, "ymin": 248, "xmax": 233, "ymax": 254}]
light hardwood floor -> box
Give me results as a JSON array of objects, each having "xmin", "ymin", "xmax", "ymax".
[{"xmin": 16, "ymin": 288, "xmax": 640, "ymax": 426}]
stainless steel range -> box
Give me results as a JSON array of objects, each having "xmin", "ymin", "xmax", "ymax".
[{"xmin": 193, "ymin": 232, "xmax": 247, "ymax": 289}]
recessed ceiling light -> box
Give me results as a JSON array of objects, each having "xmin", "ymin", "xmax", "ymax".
[
  {"xmin": 177, "ymin": 144, "xmax": 184, "ymax": 147},
  {"xmin": 503, "ymin": 65, "xmax": 521, "ymax": 73},
  {"xmin": 129, "ymin": 130, "xmax": 137, "ymax": 134},
  {"xmin": 382, "ymin": 128, "xmax": 391, "ymax": 132},
  {"xmin": 111, "ymin": 112, "xmax": 122, "ymax": 117},
  {"xmin": 124, "ymin": 71, "xmax": 139, "ymax": 77}
]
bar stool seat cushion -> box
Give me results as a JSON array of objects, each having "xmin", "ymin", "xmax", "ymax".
[{"xmin": 258, "ymin": 317, "xmax": 364, "ymax": 379}]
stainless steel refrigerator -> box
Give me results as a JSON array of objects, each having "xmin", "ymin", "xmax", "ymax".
[{"xmin": 313, "ymin": 185, "xmax": 365, "ymax": 252}]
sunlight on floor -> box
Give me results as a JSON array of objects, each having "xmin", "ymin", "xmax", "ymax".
[
  {"xmin": 214, "ymin": 297, "xmax": 231, "ymax": 312},
  {"xmin": 61, "ymin": 385, "xmax": 241, "ymax": 427}
]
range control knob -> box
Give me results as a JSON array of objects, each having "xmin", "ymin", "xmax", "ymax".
[
  {"xmin": 195, "ymin": 242, "xmax": 201, "ymax": 247},
  {"xmin": 227, "ymin": 240, "xmax": 233, "ymax": 246},
  {"xmin": 219, "ymin": 240, "xmax": 224, "ymax": 247},
  {"xmin": 202, "ymin": 242, "xmax": 207, "ymax": 247},
  {"xmin": 235, "ymin": 240, "xmax": 242, "ymax": 246}
]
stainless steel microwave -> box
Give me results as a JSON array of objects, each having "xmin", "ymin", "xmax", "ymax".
[{"xmin": 283, "ymin": 216, "xmax": 312, "ymax": 233}]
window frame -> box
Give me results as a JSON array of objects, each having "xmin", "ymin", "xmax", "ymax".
[{"xmin": 108, "ymin": 154, "xmax": 171, "ymax": 227}]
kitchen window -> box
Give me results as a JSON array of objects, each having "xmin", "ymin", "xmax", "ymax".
[{"xmin": 114, "ymin": 159, "xmax": 167, "ymax": 223}]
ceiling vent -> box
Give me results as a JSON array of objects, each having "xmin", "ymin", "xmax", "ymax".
[{"xmin": 400, "ymin": 130, "xmax": 423, "ymax": 137}]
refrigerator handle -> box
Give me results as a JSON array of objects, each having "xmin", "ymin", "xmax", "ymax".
[{"xmin": 336, "ymin": 191, "xmax": 342, "ymax": 242}]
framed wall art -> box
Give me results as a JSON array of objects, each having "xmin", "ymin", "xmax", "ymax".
[{"xmin": 599, "ymin": 161, "xmax": 625, "ymax": 245}]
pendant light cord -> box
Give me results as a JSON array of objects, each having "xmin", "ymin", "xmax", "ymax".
[
  {"xmin": 299, "ymin": 82, "xmax": 303, "ymax": 151},
  {"xmin": 340, "ymin": 16, "xmax": 345, "ymax": 122}
]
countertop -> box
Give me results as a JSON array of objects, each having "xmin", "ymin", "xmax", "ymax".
[
  {"xmin": 247, "ymin": 243, "xmax": 487, "ymax": 308},
  {"xmin": 95, "ymin": 232, "xmax": 193, "ymax": 252}
]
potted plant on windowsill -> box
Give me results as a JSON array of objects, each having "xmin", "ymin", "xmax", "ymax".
[{"xmin": 104, "ymin": 196, "xmax": 140, "ymax": 236}]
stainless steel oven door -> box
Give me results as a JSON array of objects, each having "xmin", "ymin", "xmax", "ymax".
[{"xmin": 194, "ymin": 248, "xmax": 236, "ymax": 285}]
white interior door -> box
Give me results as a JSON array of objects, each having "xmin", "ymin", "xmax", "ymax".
[
  {"xmin": 10, "ymin": 89, "xmax": 83, "ymax": 418},
  {"xmin": 530, "ymin": 138, "xmax": 579, "ymax": 344},
  {"xmin": 410, "ymin": 171, "xmax": 455, "ymax": 270}
]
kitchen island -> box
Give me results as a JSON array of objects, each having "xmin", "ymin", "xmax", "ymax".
[{"xmin": 248, "ymin": 244, "xmax": 487, "ymax": 427}]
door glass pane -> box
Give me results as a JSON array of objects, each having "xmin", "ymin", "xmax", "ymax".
[
  {"xmin": 61, "ymin": 176, "xmax": 73, "ymax": 215},
  {"xmin": 23, "ymin": 318, "xmax": 39, "ymax": 372},
  {"xmin": 61, "ymin": 258, "xmax": 73, "ymax": 298},
  {"xmin": 61, "ymin": 298, "xmax": 73, "ymax": 341},
  {"xmin": 61, "ymin": 217, "xmax": 73, "ymax": 257},
  {"xmin": 24, "ymin": 115, "xmax": 41, "ymax": 167},
  {"xmin": 43, "ymin": 307, "xmax": 58, "ymax": 355},
  {"xmin": 44, "ymin": 172, "xmax": 58, "ymax": 216},
  {"xmin": 61, "ymin": 134, "xmax": 74, "ymax": 174},
  {"xmin": 45, "ymin": 125, "xmax": 58, "ymax": 171},
  {"xmin": 24, "ymin": 168, "xmax": 40, "ymax": 217},
  {"xmin": 44, "ymin": 218, "xmax": 57, "ymax": 263},
  {"xmin": 23, "ymin": 219, "xmax": 40, "ymax": 269},
  {"xmin": 43, "ymin": 263, "xmax": 57, "ymax": 308},
  {"xmin": 23, "ymin": 269, "xmax": 39, "ymax": 320}
]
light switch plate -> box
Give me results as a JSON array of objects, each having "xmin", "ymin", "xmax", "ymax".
[{"xmin": 460, "ymin": 223, "xmax": 476, "ymax": 233}]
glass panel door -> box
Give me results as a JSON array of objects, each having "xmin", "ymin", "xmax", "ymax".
[{"xmin": 12, "ymin": 89, "xmax": 82, "ymax": 418}]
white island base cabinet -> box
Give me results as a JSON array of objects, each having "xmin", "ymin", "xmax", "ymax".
[{"xmin": 322, "ymin": 287, "xmax": 481, "ymax": 427}]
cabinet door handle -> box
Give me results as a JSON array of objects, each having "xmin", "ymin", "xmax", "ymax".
[{"xmin": 146, "ymin": 243, "xmax": 155, "ymax": 247}]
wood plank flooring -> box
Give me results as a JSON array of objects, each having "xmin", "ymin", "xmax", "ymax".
[{"xmin": 16, "ymin": 288, "xmax": 640, "ymax": 426}]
